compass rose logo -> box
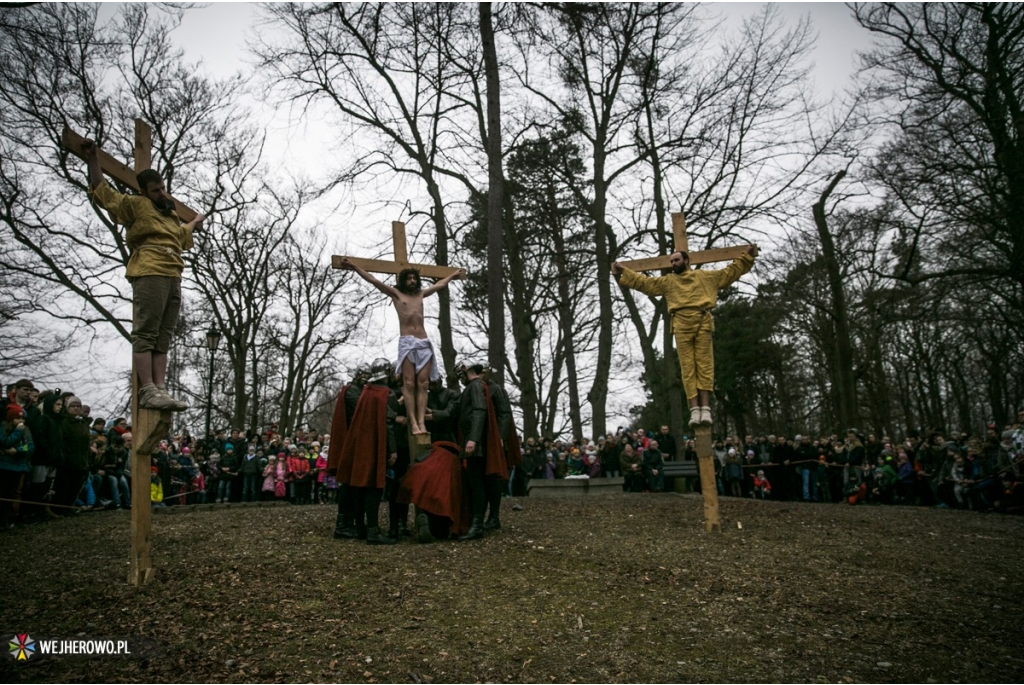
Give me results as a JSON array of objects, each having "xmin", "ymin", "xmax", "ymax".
[{"xmin": 9, "ymin": 633, "xmax": 35, "ymax": 661}]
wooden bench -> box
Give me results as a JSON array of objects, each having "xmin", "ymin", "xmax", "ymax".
[
  {"xmin": 662, "ymin": 460, "xmax": 699, "ymax": 493},
  {"xmin": 662, "ymin": 461, "xmax": 699, "ymax": 478},
  {"xmin": 528, "ymin": 477, "xmax": 625, "ymax": 497}
]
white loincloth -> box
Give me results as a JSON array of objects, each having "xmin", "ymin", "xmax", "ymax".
[{"xmin": 395, "ymin": 336, "xmax": 441, "ymax": 381}]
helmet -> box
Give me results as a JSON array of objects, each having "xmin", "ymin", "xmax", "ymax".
[
  {"xmin": 455, "ymin": 360, "xmax": 485, "ymax": 384},
  {"xmin": 370, "ymin": 357, "xmax": 392, "ymax": 380},
  {"xmin": 353, "ymin": 363, "xmax": 371, "ymax": 385}
]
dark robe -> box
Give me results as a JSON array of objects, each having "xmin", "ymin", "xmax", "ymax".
[
  {"xmin": 397, "ymin": 441, "xmax": 469, "ymax": 534},
  {"xmin": 336, "ymin": 384, "xmax": 392, "ymax": 489},
  {"xmin": 425, "ymin": 385, "xmax": 459, "ymax": 444},
  {"xmin": 326, "ymin": 384, "xmax": 350, "ymax": 477}
]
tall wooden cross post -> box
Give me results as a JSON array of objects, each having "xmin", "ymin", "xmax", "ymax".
[
  {"xmin": 332, "ymin": 222, "xmax": 461, "ymax": 449},
  {"xmin": 63, "ymin": 119, "xmax": 200, "ymax": 585},
  {"xmin": 617, "ymin": 213, "xmax": 755, "ymax": 533}
]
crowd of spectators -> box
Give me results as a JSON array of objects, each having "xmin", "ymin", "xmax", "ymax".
[
  {"xmin": 0, "ymin": 378, "xmax": 335, "ymax": 529},
  {"xmin": 4, "ymin": 374, "xmax": 1023, "ymax": 530},
  {"xmin": 516, "ymin": 416, "xmax": 1024, "ymax": 514}
]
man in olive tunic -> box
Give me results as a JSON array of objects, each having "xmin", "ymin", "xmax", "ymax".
[
  {"xmin": 612, "ymin": 246, "xmax": 758, "ymax": 426},
  {"xmin": 82, "ymin": 140, "xmax": 205, "ymax": 411}
]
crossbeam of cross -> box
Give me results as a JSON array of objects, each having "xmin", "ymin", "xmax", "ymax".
[
  {"xmin": 618, "ymin": 213, "xmax": 753, "ymax": 273},
  {"xmin": 331, "ymin": 221, "xmax": 461, "ymax": 280}
]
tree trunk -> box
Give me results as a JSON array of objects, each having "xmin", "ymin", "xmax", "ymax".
[
  {"xmin": 424, "ymin": 178, "xmax": 457, "ymax": 386},
  {"xmin": 552, "ymin": 209, "xmax": 583, "ymax": 440},
  {"xmin": 248, "ymin": 342, "xmax": 260, "ymax": 435},
  {"xmin": 479, "ymin": 2, "xmax": 505, "ymax": 384},
  {"xmin": 543, "ymin": 333, "xmax": 566, "ymax": 438},
  {"xmin": 812, "ymin": 170, "xmax": 858, "ymax": 431},
  {"xmin": 502, "ymin": 196, "xmax": 540, "ymax": 438},
  {"xmin": 587, "ymin": 155, "xmax": 613, "ymax": 437}
]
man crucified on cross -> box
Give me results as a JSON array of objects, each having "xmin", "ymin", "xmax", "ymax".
[
  {"xmin": 81, "ymin": 139, "xmax": 205, "ymax": 412},
  {"xmin": 612, "ymin": 244, "xmax": 759, "ymax": 427},
  {"xmin": 340, "ymin": 258, "xmax": 464, "ymax": 435}
]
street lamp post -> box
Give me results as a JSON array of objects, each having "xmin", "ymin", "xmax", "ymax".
[{"xmin": 204, "ymin": 326, "xmax": 222, "ymax": 444}]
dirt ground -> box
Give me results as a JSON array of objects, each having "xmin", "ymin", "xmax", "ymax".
[{"xmin": 1, "ymin": 492, "xmax": 1022, "ymax": 683}]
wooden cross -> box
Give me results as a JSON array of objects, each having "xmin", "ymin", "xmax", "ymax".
[
  {"xmin": 619, "ymin": 212, "xmax": 756, "ymax": 533},
  {"xmin": 62, "ymin": 118, "xmax": 197, "ymax": 585},
  {"xmin": 332, "ymin": 222, "xmax": 461, "ymax": 449},
  {"xmin": 618, "ymin": 212, "xmax": 753, "ymax": 273},
  {"xmin": 62, "ymin": 121, "xmax": 201, "ymax": 222},
  {"xmin": 331, "ymin": 221, "xmax": 461, "ymax": 280}
]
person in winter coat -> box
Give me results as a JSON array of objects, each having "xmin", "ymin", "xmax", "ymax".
[
  {"xmin": 0, "ymin": 405, "xmax": 34, "ymax": 527},
  {"xmin": 751, "ymin": 470, "xmax": 771, "ymax": 499},
  {"xmin": 274, "ymin": 453, "xmax": 289, "ymax": 499},
  {"xmin": 25, "ymin": 392, "xmax": 64, "ymax": 518},
  {"xmin": 724, "ymin": 448, "xmax": 744, "ymax": 497},
  {"xmin": 262, "ymin": 455, "xmax": 278, "ymax": 501},
  {"xmin": 56, "ymin": 396, "xmax": 91, "ymax": 513}
]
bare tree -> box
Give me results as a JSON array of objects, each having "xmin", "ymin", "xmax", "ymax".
[
  {"xmin": 255, "ymin": 3, "xmax": 486, "ymax": 383},
  {"xmin": 265, "ymin": 226, "xmax": 361, "ymax": 434},
  {"xmin": 854, "ymin": 3, "xmax": 1024, "ymax": 311}
]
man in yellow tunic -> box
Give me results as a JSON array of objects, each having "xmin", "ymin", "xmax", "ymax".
[
  {"xmin": 82, "ymin": 139, "xmax": 205, "ymax": 411},
  {"xmin": 611, "ymin": 246, "xmax": 759, "ymax": 426}
]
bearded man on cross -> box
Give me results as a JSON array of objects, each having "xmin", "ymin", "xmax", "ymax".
[
  {"xmin": 341, "ymin": 258, "xmax": 464, "ymax": 436},
  {"xmin": 611, "ymin": 245, "xmax": 759, "ymax": 427}
]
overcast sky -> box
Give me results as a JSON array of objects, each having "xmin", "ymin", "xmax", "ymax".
[{"xmin": 168, "ymin": 2, "xmax": 873, "ymax": 171}]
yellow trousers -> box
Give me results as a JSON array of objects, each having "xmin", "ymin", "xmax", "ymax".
[{"xmin": 672, "ymin": 310, "xmax": 714, "ymax": 401}]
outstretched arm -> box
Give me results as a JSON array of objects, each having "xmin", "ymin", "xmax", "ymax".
[
  {"xmin": 613, "ymin": 264, "xmax": 667, "ymax": 297},
  {"xmin": 422, "ymin": 268, "xmax": 465, "ymax": 297},
  {"xmin": 339, "ymin": 257, "xmax": 400, "ymax": 298},
  {"xmin": 81, "ymin": 139, "xmax": 104, "ymax": 191},
  {"xmin": 713, "ymin": 247, "xmax": 757, "ymax": 289}
]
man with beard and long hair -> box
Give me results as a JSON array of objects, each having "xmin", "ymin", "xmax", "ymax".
[
  {"xmin": 82, "ymin": 140, "xmax": 205, "ymax": 411},
  {"xmin": 611, "ymin": 246, "xmax": 758, "ymax": 426},
  {"xmin": 340, "ymin": 259, "xmax": 464, "ymax": 436}
]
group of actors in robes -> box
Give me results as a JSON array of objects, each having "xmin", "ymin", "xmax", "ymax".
[{"xmin": 326, "ymin": 358, "xmax": 521, "ymax": 544}]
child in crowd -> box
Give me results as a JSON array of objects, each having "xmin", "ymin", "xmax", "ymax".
[
  {"xmin": 724, "ymin": 449, "xmax": 743, "ymax": 497},
  {"xmin": 844, "ymin": 467, "xmax": 866, "ymax": 505},
  {"xmin": 585, "ymin": 449, "xmax": 601, "ymax": 478},
  {"xmin": 0, "ymin": 406, "xmax": 33, "ymax": 528},
  {"xmin": 555, "ymin": 453, "xmax": 568, "ymax": 479},
  {"xmin": 190, "ymin": 467, "xmax": 206, "ymax": 504},
  {"xmin": 274, "ymin": 453, "xmax": 289, "ymax": 499},
  {"xmin": 262, "ymin": 456, "xmax": 278, "ymax": 501},
  {"xmin": 544, "ymin": 453, "xmax": 556, "ymax": 480},
  {"xmin": 950, "ymin": 452, "xmax": 967, "ymax": 508},
  {"xmin": 567, "ymin": 448, "xmax": 584, "ymax": 476},
  {"xmin": 314, "ymin": 448, "xmax": 327, "ymax": 503},
  {"xmin": 995, "ymin": 473, "xmax": 1023, "ymax": 514},
  {"xmin": 752, "ymin": 470, "xmax": 771, "ymax": 499},
  {"xmin": 324, "ymin": 470, "xmax": 338, "ymax": 504},
  {"xmin": 150, "ymin": 466, "xmax": 164, "ymax": 506}
]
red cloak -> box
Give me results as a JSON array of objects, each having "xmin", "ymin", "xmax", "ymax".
[
  {"xmin": 325, "ymin": 384, "xmax": 349, "ymax": 477},
  {"xmin": 335, "ymin": 384, "xmax": 391, "ymax": 489},
  {"xmin": 397, "ymin": 441, "xmax": 469, "ymax": 535},
  {"xmin": 481, "ymin": 384, "xmax": 509, "ymax": 480}
]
